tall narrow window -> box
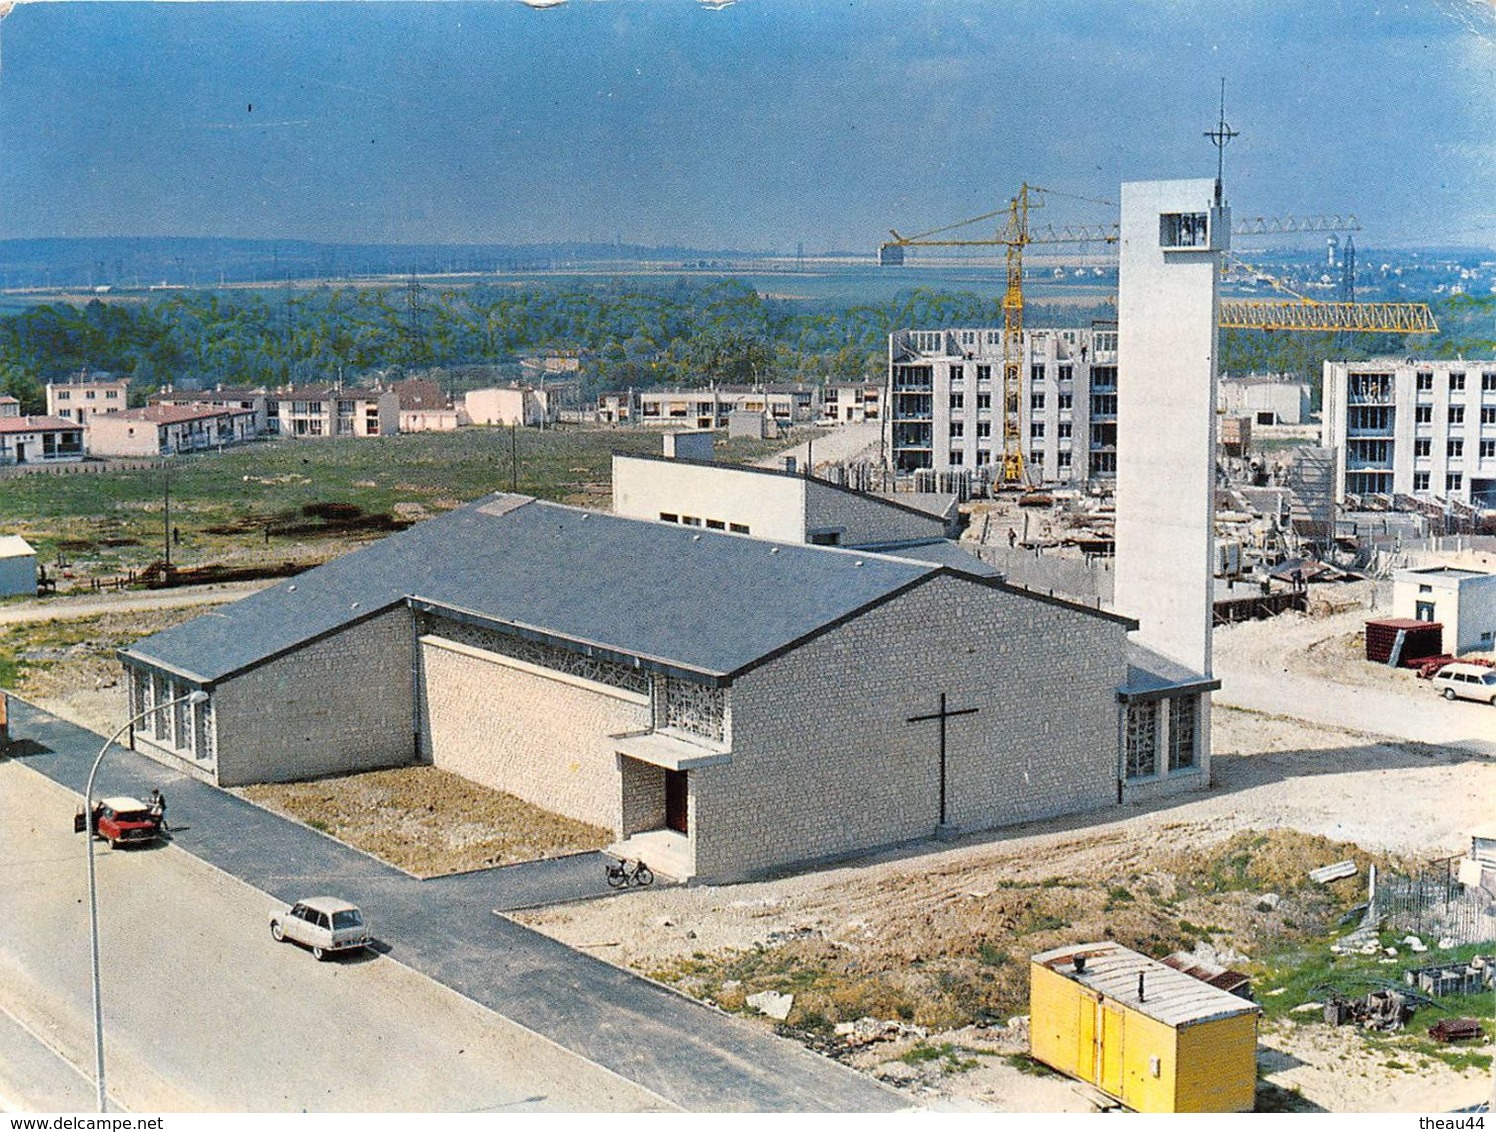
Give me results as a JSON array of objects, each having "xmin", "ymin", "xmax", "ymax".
[
  {"xmin": 1125, "ymin": 701, "xmax": 1158, "ymax": 779},
  {"xmin": 1168, "ymin": 697, "xmax": 1198, "ymax": 771}
]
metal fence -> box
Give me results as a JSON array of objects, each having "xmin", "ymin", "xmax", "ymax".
[{"xmin": 1375, "ymin": 863, "xmax": 1496, "ymax": 947}]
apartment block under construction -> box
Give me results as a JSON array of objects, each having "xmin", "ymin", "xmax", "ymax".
[{"xmin": 887, "ymin": 325, "xmax": 1118, "ymax": 486}]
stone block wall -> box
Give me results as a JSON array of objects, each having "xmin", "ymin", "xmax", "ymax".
[
  {"xmin": 693, "ymin": 574, "xmax": 1127, "ymax": 880},
  {"xmin": 417, "ymin": 634, "xmax": 649, "ymax": 830},
  {"xmin": 211, "ymin": 606, "xmax": 416, "ymax": 786}
]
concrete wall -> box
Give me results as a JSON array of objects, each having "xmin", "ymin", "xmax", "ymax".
[
  {"xmin": 465, "ymin": 387, "xmax": 539, "ymax": 427},
  {"xmin": 612, "ymin": 455, "xmax": 806, "ymax": 541},
  {"xmin": 416, "ymin": 634, "xmax": 650, "ymax": 830},
  {"xmin": 693, "ymin": 573, "xmax": 1126, "ymax": 880},
  {"xmin": 84, "ymin": 415, "xmax": 162, "ymax": 457},
  {"xmin": 1114, "ymin": 178, "xmax": 1225, "ymax": 678},
  {"xmin": 209, "ymin": 607, "xmax": 417, "ymax": 786}
]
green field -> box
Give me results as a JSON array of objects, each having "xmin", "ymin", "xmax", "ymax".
[{"xmin": 0, "ymin": 426, "xmax": 802, "ymax": 581}]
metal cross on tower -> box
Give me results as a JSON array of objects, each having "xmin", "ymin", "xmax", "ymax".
[
  {"xmin": 1204, "ymin": 78, "xmax": 1238, "ymax": 205},
  {"xmin": 905, "ymin": 692, "xmax": 979, "ymax": 828}
]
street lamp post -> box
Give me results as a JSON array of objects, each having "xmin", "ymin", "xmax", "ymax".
[{"xmin": 84, "ymin": 688, "xmax": 208, "ymax": 1113}]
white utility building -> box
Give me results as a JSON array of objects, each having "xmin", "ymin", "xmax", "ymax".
[{"xmin": 0, "ymin": 536, "xmax": 37, "ymax": 597}]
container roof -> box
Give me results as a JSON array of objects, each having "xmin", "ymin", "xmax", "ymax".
[
  {"xmin": 1033, "ymin": 942, "xmax": 1261, "ymax": 1028},
  {"xmin": 0, "ymin": 535, "xmax": 36, "ymax": 559}
]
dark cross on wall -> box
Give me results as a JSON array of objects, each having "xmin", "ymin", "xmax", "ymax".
[{"xmin": 906, "ymin": 693, "xmax": 979, "ymax": 828}]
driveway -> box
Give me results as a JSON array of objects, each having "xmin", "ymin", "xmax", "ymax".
[{"xmin": 3, "ymin": 697, "xmax": 904, "ymax": 1113}]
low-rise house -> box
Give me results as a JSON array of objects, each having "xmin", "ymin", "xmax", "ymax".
[
  {"xmin": 150, "ymin": 387, "xmax": 270, "ymax": 435},
  {"xmin": 463, "ymin": 386, "xmax": 554, "ymax": 428},
  {"xmin": 392, "ymin": 379, "xmax": 462, "ymax": 432},
  {"xmin": 86, "ymin": 404, "xmax": 260, "ymax": 457},
  {"xmin": 0, "ymin": 416, "xmax": 85, "ymax": 465},
  {"xmin": 266, "ymin": 386, "xmax": 399, "ymax": 438},
  {"xmin": 0, "ymin": 395, "xmax": 21, "ymax": 418},
  {"xmin": 637, "ymin": 385, "xmax": 819, "ymax": 429},
  {"xmin": 46, "ymin": 370, "xmax": 130, "ymax": 424}
]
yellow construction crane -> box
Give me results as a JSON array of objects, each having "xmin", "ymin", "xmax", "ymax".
[
  {"xmin": 880, "ymin": 184, "xmax": 1116, "ymax": 484},
  {"xmin": 1219, "ymin": 254, "xmax": 1438, "ymax": 333}
]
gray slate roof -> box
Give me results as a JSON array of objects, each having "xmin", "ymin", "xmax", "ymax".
[
  {"xmin": 1119, "ymin": 640, "xmax": 1221, "ymax": 701},
  {"xmin": 122, "ymin": 495, "xmax": 941, "ymax": 685}
]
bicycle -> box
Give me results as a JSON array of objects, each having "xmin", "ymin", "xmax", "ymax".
[{"xmin": 605, "ymin": 856, "xmax": 654, "ymax": 888}]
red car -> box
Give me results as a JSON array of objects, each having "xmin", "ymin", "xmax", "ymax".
[{"xmin": 75, "ymin": 796, "xmax": 163, "ymax": 848}]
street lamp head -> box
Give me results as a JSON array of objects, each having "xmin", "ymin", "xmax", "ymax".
[{"xmin": 186, "ymin": 690, "xmax": 209, "ymax": 706}]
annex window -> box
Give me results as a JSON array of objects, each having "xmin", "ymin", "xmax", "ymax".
[
  {"xmin": 1030, "ymin": 422, "xmax": 1045, "ymax": 438},
  {"xmin": 1481, "ymin": 440, "xmax": 1496, "ymax": 459},
  {"xmin": 1450, "ymin": 372, "xmax": 1466, "ymax": 392},
  {"xmin": 1415, "ymin": 438, "xmax": 1432, "ymax": 458},
  {"xmin": 1125, "ymin": 700, "xmax": 1159, "ymax": 778},
  {"xmin": 1449, "ymin": 406, "xmax": 1466, "ymax": 426},
  {"xmin": 1483, "ymin": 372, "xmax": 1496, "ymax": 392},
  {"xmin": 1058, "ymin": 364, "xmax": 1073, "ymax": 382},
  {"xmin": 949, "ymin": 449, "xmax": 964, "ymax": 466},
  {"xmin": 1031, "ymin": 365, "xmax": 1045, "ymax": 383},
  {"xmin": 950, "ymin": 393, "xmax": 964, "ymax": 411},
  {"xmin": 1483, "ymin": 407, "xmax": 1496, "ymax": 425},
  {"xmin": 1416, "ymin": 405, "xmax": 1433, "ymax": 424},
  {"xmin": 1449, "ymin": 439, "xmax": 1465, "ymax": 459},
  {"xmin": 975, "ymin": 450, "xmax": 991, "ymax": 466},
  {"xmin": 1030, "ymin": 449, "xmax": 1045, "ymax": 466},
  {"xmin": 729, "ymin": 523, "xmax": 750, "ymax": 534},
  {"xmin": 949, "ymin": 421, "xmax": 964, "ymax": 438},
  {"xmin": 1031, "ymin": 393, "xmax": 1045, "ymax": 411},
  {"xmin": 976, "ymin": 393, "xmax": 992, "ymax": 410},
  {"xmin": 1057, "ymin": 422, "xmax": 1073, "ymax": 440},
  {"xmin": 1168, "ymin": 697, "xmax": 1198, "ymax": 772},
  {"xmin": 1414, "ymin": 471, "xmax": 1431, "ymax": 492},
  {"xmin": 1091, "ymin": 393, "xmax": 1118, "ymax": 416},
  {"xmin": 1058, "ymin": 393, "xmax": 1074, "ymax": 411},
  {"xmin": 1416, "ymin": 372, "xmax": 1433, "ymax": 392},
  {"xmin": 949, "ymin": 366, "xmax": 964, "ymax": 383},
  {"xmin": 1057, "ymin": 451, "xmax": 1071, "ymax": 468},
  {"xmin": 705, "ymin": 519, "xmax": 725, "ymax": 530},
  {"xmin": 977, "ymin": 422, "xmax": 992, "ymax": 439},
  {"xmin": 1447, "ymin": 473, "xmax": 1463, "ymax": 492},
  {"xmin": 975, "ymin": 365, "xmax": 991, "ymax": 383},
  {"xmin": 658, "ymin": 513, "xmax": 678, "ymax": 523}
]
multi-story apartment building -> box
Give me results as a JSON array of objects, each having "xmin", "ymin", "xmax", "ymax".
[
  {"xmin": 45, "ymin": 370, "xmax": 130, "ymax": 423},
  {"xmin": 265, "ymin": 386, "xmax": 399, "ymax": 438},
  {"xmin": 887, "ymin": 326, "xmax": 1119, "ymax": 486},
  {"xmin": 1323, "ymin": 358, "xmax": 1496, "ymax": 511}
]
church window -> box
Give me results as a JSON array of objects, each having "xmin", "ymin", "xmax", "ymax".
[
  {"xmin": 660, "ymin": 676, "xmax": 726, "ymax": 743},
  {"xmin": 1125, "ymin": 700, "xmax": 1158, "ymax": 778},
  {"xmin": 1168, "ymin": 697, "xmax": 1197, "ymax": 771}
]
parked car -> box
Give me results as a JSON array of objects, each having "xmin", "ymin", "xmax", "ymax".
[
  {"xmin": 1430, "ymin": 662, "xmax": 1496, "ymax": 705},
  {"xmin": 73, "ymin": 796, "xmax": 163, "ymax": 848},
  {"xmin": 268, "ymin": 897, "xmax": 370, "ymax": 960}
]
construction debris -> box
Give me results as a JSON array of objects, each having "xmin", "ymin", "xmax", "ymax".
[
  {"xmin": 745, "ymin": 990, "xmax": 794, "ymax": 1021},
  {"xmin": 1323, "ymin": 989, "xmax": 1413, "ymax": 1032},
  {"xmin": 1428, "ymin": 1018, "xmax": 1485, "ymax": 1043},
  {"xmin": 1403, "ymin": 957, "xmax": 1494, "ymax": 997},
  {"xmin": 1308, "ymin": 860, "xmax": 1359, "ymax": 884}
]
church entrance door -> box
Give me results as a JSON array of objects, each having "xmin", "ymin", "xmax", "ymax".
[{"xmin": 665, "ymin": 769, "xmax": 688, "ymax": 834}]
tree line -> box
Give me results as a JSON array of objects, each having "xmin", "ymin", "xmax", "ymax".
[{"xmin": 0, "ymin": 278, "xmax": 1482, "ymax": 415}]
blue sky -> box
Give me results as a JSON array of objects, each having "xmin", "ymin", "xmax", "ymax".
[{"xmin": 1, "ymin": 0, "xmax": 1491, "ymax": 250}]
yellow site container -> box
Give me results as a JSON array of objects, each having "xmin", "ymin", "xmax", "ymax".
[{"xmin": 1029, "ymin": 942, "xmax": 1261, "ymax": 1113}]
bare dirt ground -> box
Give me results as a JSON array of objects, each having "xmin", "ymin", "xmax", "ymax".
[
  {"xmin": 238, "ymin": 767, "xmax": 611, "ymax": 877},
  {"xmin": 515, "ymin": 705, "xmax": 1494, "ymax": 1111}
]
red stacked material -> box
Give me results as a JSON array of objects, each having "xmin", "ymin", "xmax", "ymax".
[
  {"xmin": 1417, "ymin": 655, "xmax": 1496, "ymax": 679},
  {"xmin": 1364, "ymin": 619, "xmax": 1444, "ymax": 666}
]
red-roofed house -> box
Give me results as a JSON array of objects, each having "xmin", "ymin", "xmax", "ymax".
[
  {"xmin": 0, "ymin": 416, "xmax": 86, "ymax": 465},
  {"xmin": 86, "ymin": 404, "xmax": 261, "ymax": 457}
]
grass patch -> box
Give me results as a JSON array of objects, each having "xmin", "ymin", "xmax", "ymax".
[
  {"xmin": 1003, "ymin": 1053, "xmax": 1060, "ymax": 1078},
  {"xmin": 899, "ymin": 1042, "xmax": 979, "ymax": 1074}
]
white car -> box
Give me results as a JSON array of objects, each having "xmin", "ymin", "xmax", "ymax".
[
  {"xmin": 269, "ymin": 897, "xmax": 370, "ymax": 960},
  {"xmin": 1431, "ymin": 662, "xmax": 1496, "ymax": 706}
]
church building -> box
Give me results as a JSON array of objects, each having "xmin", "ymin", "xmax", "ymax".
[{"xmin": 117, "ymin": 491, "xmax": 1212, "ymax": 882}]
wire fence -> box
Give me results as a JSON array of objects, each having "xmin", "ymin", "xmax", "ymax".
[{"xmin": 1375, "ymin": 863, "xmax": 1496, "ymax": 947}]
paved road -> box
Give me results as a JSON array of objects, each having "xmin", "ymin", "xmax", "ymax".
[
  {"xmin": 0, "ymin": 762, "xmax": 667, "ymax": 1114},
  {"xmin": 0, "ymin": 582, "xmax": 271, "ymax": 626},
  {"xmin": 3, "ymin": 697, "xmax": 904, "ymax": 1113}
]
